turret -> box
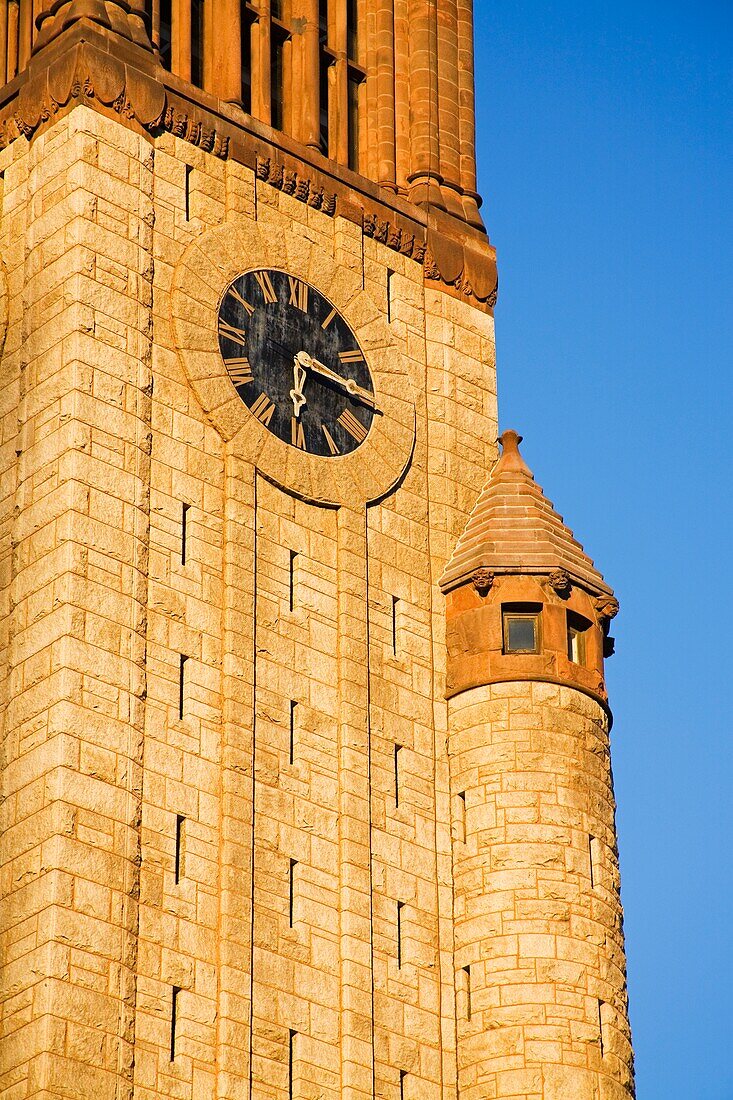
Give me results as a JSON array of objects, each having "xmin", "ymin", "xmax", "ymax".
[{"xmin": 441, "ymin": 430, "xmax": 634, "ymax": 1100}]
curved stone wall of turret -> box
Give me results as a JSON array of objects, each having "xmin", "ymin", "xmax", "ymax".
[{"xmin": 448, "ymin": 680, "xmax": 634, "ymax": 1100}]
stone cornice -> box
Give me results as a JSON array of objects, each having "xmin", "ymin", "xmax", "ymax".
[{"xmin": 0, "ymin": 20, "xmax": 498, "ymax": 311}]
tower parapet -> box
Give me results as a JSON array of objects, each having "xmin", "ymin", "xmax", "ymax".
[{"xmin": 441, "ymin": 430, "xmax": 634, "ymax": 1100}]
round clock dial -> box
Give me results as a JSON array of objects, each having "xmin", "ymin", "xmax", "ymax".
[{"xmin": 217, "ymin": 269, "xmax": 376, "ymax": 456}]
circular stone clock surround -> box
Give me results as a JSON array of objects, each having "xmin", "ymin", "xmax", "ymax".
[{"xmin": 171, "ymin": 217, "xmax": 416, "ymax": 507}]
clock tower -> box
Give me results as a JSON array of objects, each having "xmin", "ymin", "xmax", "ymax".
[{"xmin": 0, "ymin": 4, "xmax": 634, "ymax": 1100}]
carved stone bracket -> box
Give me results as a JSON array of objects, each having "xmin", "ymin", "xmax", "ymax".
[
  {"xmin": 594, "ymin": 594, "xmax": 620, "ymax": 632},
  {"xmin": 471, "ymin": 568, "xmax": 494, "ymax": 596},
  {"xmin": 363, "ymin": 212, "xmax": 425, "ymax": 262},
  {"xmin": 162, "ymin": 104, "xmax": 229, "ymax": 157},
  {"xmin": 256, "ymin": 155, "xmax": 337, "ymax": 216},
  {"xmin": 548, "ymin": 568, "xmax": 572, "ymax": 598}
]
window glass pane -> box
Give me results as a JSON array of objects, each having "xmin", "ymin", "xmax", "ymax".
[{"xmin": 506, "ymin": 616, "xmax": 537, "ymax": 653}]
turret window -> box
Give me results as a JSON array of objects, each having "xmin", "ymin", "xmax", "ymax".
[
  {"xmin": 502, "ymin": 604, "xmax": 541, "ymax": 654},
  {"xmin": 567, "ymin": 612, "xmax": 591, "ymax": 664}
]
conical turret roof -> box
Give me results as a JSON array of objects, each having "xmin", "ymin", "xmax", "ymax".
[{"xmin": 439, "ymin": 430, "xmax": 613, "ymax": 596}]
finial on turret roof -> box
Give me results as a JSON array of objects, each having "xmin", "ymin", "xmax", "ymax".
[{"xmin": 495, "ymin": 429, "xmax": 534, "ymax": 476}]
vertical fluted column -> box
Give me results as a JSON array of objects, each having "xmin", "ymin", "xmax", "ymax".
[
  {"xmin": 375, "ymin": 0, "xmax": 396, "ymax": 188},
  {"xmin": 406, "ymin": 0, "xmax": 444, "ymax": 207},
  {"xmin": 210, "ymin": 0, "xmax": 243, "ymax": 102},
  {"xmin": 437, "ymin": 0, "xmax": 463, "ymax": 215},
  {"xmin": 392, "ymin": 0, "xmax": 409, "ymax": 191},
  {"xmin": 456, "ymin": 0, "xmax": 483, "ymax": 227}
]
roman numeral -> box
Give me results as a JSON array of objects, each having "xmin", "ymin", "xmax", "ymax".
[
  {"xmin": 227, "ymin": 285, "xmax": 256, "ymax": 316},
  {"xmin": 288, "ymin": 277, "xmax": 309, "ymax": 312},
  {"xmin": 322, "ymin": 425, "xmax": 340, "ymax": 455},
  {"xmin": 250, "ymin": 392, "xmax": 275, "ymax": 426},
  {"xmin": 291, "ymin": 418, "xmax": 307, "ymax": 450},
  {"xmin": 254, "ymin": 270, "xmax": 277, "ymax": 304},
  {"xmin": 337, "ymin": 408, "xmax": 368, "ymax": 443},
  {"xmin": 218, "ymin": 320, "xmax": 248, "ymax": 348},
  {"xmin": 321, "ymin": 306, "xmax": 337, "ymax": 330},
  {"xmin": 225, "ymin": 357, "xmax": 253, "ymax": 386},
  {"xmin": 338, "ymin": 349, "xmax": 364, "ymax": 364}
]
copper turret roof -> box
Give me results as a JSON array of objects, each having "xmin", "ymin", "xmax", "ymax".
[{"xmin": 439, "ymin": 430, "xmax": 614, "ymax": 597}]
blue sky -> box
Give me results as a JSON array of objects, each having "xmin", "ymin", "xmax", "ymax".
[{"xmin": 473, "ymin": 2, "xmax": 733, "ymax": 1097}]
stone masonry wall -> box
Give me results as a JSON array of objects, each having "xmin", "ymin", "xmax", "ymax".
[{"xmin": 0, "ymin": 104, "xmax": 497, "ymax": 1099}]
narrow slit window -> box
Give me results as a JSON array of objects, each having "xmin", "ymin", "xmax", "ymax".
[
  {"xmin": 159, "ymin": 0, "xmax": 172, "ymax": 68},
  {"xmin": 399, "ymin": 1069, "xmax": 407, "ymax": 1100},
  {"xmin": 463, "ymin": 965, "xmax": 472, "ymax": 1020},
  {"xmin": 181, "ymin": 502, "xmax": 190, "ymax": 562},
  {"xmin": 271, "ymin": 31, "xmax": 285, "ymax": 131},
  {"xmin": 598, "ymin": 999, "xmax": 606, "ymax": 1058},
  {"xmin": 241, "ymin": 5, "xmax": 253, "ymax": 112},
  {"xmin": 502, "ymin": 603, "xmax": 541, "ymax": 654},
  {"xmin": 347, "ymin": 73, "xmax": 362, "ymax": 172},
  {"xmin": 289, "ymin": 700, "xmax": 297, "ymax": 765},
  {"xmin": 178, "ymin": 654, "xmax": 188, "ymax": 720},
  {"xmin": 397, "ymin": 901, "xmax": 404, "ymax": 968},
  {"xmin": 289, "ymin": 550, "xmax": 297, "ymax": 611},
  {"xmin": 391, "ymin": 595, "xmax": 398, "ymax": 655},
  {"xmin": 387, "ymin": 269, "xmax": 394, "ymax": 322},
  {"xmin": 170, "ymin": 986, "xmax": 180, "ymax": 1061},
  {"xmin": 457, "ymin": 790, "xmax": 466, "ymax": 842},
  {"xmin": 190, "ymin": 0, "xmax": 204, "ymax": 87},
  {"xmin": 346, "ymin": 0, "xmax": 358, "ymax": 59},
  {"xmin": 319, "ymin": 53, "xmax": 330, "ymax": 155},
  {"xmin": 394, "ymin": 744, "xmax": 402, "ymax": 807},
  {"xmin": 174, "ymin": 814, "xmax": 186, "ymax": 884},
  {"xmin": 288, "ymin": 1029, "xmax": 296, "ymax": 1100},
  {"xmin": 289, "ymin": 859, "xmax": 297, "ymax": 926},
  {"xmin": 589, "ymin": 835, "xmax": 601, "ymax": 889}
]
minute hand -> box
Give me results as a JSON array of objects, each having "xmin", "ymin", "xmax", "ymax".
[{"xmin": 301, "ymin": 353, "xmax": 379, "ymax": 410}]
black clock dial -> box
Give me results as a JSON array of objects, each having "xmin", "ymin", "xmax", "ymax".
[{"xmin": 217, "ymin": 269, "xmax": 375, "ymax": 456}]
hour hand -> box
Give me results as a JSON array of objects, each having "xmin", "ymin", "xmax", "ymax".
[{"xmin": 290, "ymin": 358, "xmax": 308, "ymax": 418}]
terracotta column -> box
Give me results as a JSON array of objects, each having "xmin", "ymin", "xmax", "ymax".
[
  {"xmin": 0, "ymin": 0, "xmax": 7, "ymax": 84},
  {"xmin": 302, "ymin": 0, "xmax": 320, "ymax": 149},
  {"xmin": 251, "ymin": 0, "xmax": 272, "ymax": 125},
  {"xmin": 437, "ymin": 0, "xmax": 463, "ymax": 216},
  {"xmin": 333, "ymin": 0, "xmax": 348, "ymax": 165},
  {"xmin": 6, "ymin": 0, "xmax": 17, "ymax": 80},
  {"xmin": 171, "ymin": 0, "xmax": 192, "ymax": 82},
  {"xmin": 456, "ymin": 0, "xmax": 483, "ymax": 227},
  {"xmin": 406, "ymin": 0, "xmax": 444, "ymax": 207},
  {"xmin": 375, "ymin": 0, "xmax": 396, "ymax": 188},
  {"xmin": 210, "ymin": 0, "xmax": 243, "ymax": 103}
]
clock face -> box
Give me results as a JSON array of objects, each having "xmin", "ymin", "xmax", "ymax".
[{"xmin": 217, "ymin": 269, "xmax": 375, "ymax": 457}]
